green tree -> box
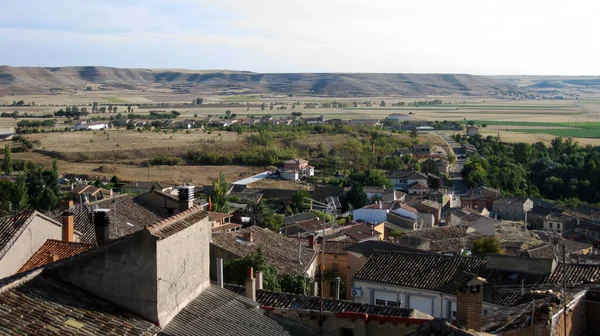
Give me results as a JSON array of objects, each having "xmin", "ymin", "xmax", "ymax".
[
  {"xmin": 3, "ymin": 144, "xmax": 12, "ymax": 175},
  {"xmin": 346, "ymin": 183, "xmax": 369, "ymax": 209},
  {"xmin": 420, "ymin": 158, "xmax": 438, "ymax": 174},
  {"xmin": 291, "ymin": 189, "xmax": 311, "ymax": 213},
  {"xmin": 472, "ymin": 237, "xmax": 505, "ymax": 257},
  {"xmin": 12, "ymin": 174, "xmax": 28, "ymax": 212},
  {"xmin": 210, "ymin": 172, "xmax": 230, "ymax": 213},
  {"xmin": 110, "ymin": 175, "xmax": 120, "ymax": 185},
  {"xmin": 280, "ymin": 273, "xmax": 311, "ymax": 295},
  {"xmin": 196, "ymin": 98, "xmax": 203, "ymax": 105},
  {"xmin": 363, "ymin": 169, "xmax": 391, "ymax": 188},
  {"xmin": 380, "ymin": 100, "xmax": 386, "ymax": 107},
  {"xmin": 224, "ymin": 250, "xmax": 280, "ymax": 291}
]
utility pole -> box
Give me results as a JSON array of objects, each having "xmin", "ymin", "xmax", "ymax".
[
  {"xmin": 562, "ymin": 243, "xmax": 567, "ymax": 336},
  {"xmin": 531, "ymin": 298, "xmax": 535, "ymax": 336}
]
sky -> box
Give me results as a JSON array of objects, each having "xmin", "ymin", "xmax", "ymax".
[{"xmin": 0, "ymin": 0, "xmax": 599, "ymax": 75}]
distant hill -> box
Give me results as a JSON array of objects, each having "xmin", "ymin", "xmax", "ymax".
[{"xmin": 0, "ymin": 66, "xmax": 515, "ymax": 97}]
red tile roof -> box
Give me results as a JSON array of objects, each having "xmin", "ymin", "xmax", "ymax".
[
  {"xmin": 18, "ymin": 239, "xmax": 93, "ymax": 273},
  {"xmin": 147, "ymin": 206, "xmax": 208, "ymax": 239}
]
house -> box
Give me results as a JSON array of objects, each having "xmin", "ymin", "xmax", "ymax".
[
  {"xmin": 339, "ymin": 222, "xmax": 385, "ymax": 242},
  {"xmin": 434, "ymin": 158, "xmax": 450, "ymax": 174},
  {"xmin": 389, "ymin": 171, "xmax": 428, "ymax": 191},
  {"xmin": 543, "ymin": 214, "xmax": 566, "ymax": 234},
  {"xmin": 387, "ymin": 113, "xmax": 409, "ymax": 122},
  {"xmin": 209, "ymin": 211, "xmax": 241, "ymax": 234},
  {"xmin": 0, "ymin": 206, "xmax": 290, "ymax": 335},
  {"xmin": 121, "ymin": 181, "xmax": 169, "ymax": 194},
  {"xmin": 527, "ymin": 203, "xmax": 563, "ymax": 229},
  {"xmin": 463, "ymin": 143, "xmax": 477, "ymax": 155},
  {"xmin": 407, "ymin": 181, "xmax": 430, "ymax": 195},
  {"xmin": 69, "ymin": 184, "xmax": 112, "ymax": 203},
  {"xmin": 210, "ymin": 226, "xmax": 318, "ymax": 279},
  {"xmin": 135, "ymin": 185, "xmax": 207, "ymax": 217},
  {"xmin": 317, "ymin": 240, "xmax": 355, "ymax": 299},
  {"xmin": 493, "ymin": 197, "xmax": 533, "ymax": 221},
  {"xmin": 304, "ymin": 114, "xmax": 324, "ymax": 125},
  {"xmin": 459, "ymin": 213, "xmax": 497, "ymax": 236},
  {"xmin": 0, "ymin": 210, "xmax": 83, "ymax": 278},
  {"xmin": 352, "ymin": 251, "xmax": 600, "ymax": 319},
  {"xmin": 408, "ymin": 199, "xmax": 442, "ymax": 225},
  {"xmin": 446, "ymin": 207, "xmax": 490, "ymax": 226},
  {"xmin": 50, "ymin": 195, "xmax": 163, "ymax": 245},
  {"xmin": 17, "ymin": 239, "xmax": 93, "ymax": 273},
  {"xmin": 386, "ymin": 213, "xmax": 417, "ymax": 232},
  {"xmin": 71, "ymin": 121, "xmax": 110, "ymax": 130},
  {"xmin": 412, "ymin": 144, "xmax": 431, "ymax": 157},
  {"xmin": 224, "ymin": 283, "xmax": 433, "ymax": 336},
  {"xmin": 353, "ymin": 202, "xmax": 394, "ymax": 224},
  {"xmin": 281, "ymin": 218, "xmax": 333, "ymax": 237},
  {"xmin": 466, "ymin": 126, "xmax": 479, "ymax": 136},
  {"xmin": 461, "ymin": 186, "xmax": 501, "ymax": 211},
  {"xmin": 280, "ymin": 158, "xmax": 315, "ymax": 180}
]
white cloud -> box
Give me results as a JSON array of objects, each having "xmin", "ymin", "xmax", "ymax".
[{"xmin": 1, "ymin": 0, "xmax": 599, "ymax": 74}]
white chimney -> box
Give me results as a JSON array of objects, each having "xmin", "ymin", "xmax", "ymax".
[
  {"xmin": 216, "ymin": 258, "xmax": 224, "ymax": 288},
  {"xmin": 245, "ymin": 267, "xmax": 256, "ymax": 301}
]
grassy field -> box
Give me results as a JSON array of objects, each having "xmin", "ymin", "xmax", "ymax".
[{"xmin": 460, "ymin": 120, "xmax": 600, "ymax": 139}]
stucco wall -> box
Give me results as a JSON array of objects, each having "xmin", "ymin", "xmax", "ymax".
[
  {"xmin": 209, "ymin": 244, "xmax": 242, "ymax": 281},
  {"xmin": 353, "ymin": 209, "xmax": 388, "ymax": 224},
  {"xmin": 136, "ymin": 192, "xmax": 180, "ymax": 216},
  {"xmin": 156, "ymin": 216, "xmax": 211, "ymax": 326},
  {"xmin": 54, "ymin": 231, "xmax": 159, "ymax": 322},
  {"xmin": 0, "ymin": 216, "xmax": 63, "ymax": 278},
  {"xmin": 351, "ymin": 280, "xmax": 499, "ymax": 319}
]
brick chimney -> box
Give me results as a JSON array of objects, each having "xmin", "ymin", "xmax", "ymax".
[
  {"xmin": 245, "ymin": 267, "xmax": 256, "ymax": 301},
  {"xmin": 93, "ymin": 209, "xmax": 111, "ymax": 246},
  {"xmin": 59, "ymin": 200, "xmax": 74, "ymax": 212},
  {"xmin": 243, "ymin": 231, "xmax": 254, "ymax": 243},
  {"xmin": 62, "ymin": 215, "xmax": 75, "ymax": 242},
  {"xmin": 47, "ymin": 252, "xmax": 59, "ymax": 264},
  {"xmin": 308, "ymin": 235, "xmax": 315, "ymax": 249},
  {"xmin": 454, "ymin": 272, "xmax": 487, "ymax": 331}
]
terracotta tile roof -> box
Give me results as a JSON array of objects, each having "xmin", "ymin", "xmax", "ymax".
[
  {"xmin": 159, "ymin": 285, "xmax": 289, "ymax": 336},
  {"xmin": 290, "ymin": 219, "xmax": 331, "ymax": 233},
  {"xmin": 322, "ymin": 241, "xmax": 355, "ymax": 255},
  {"xmin": 52, "ymin": 195, "xmax": 163, "ymax": 244},
  {"xmin": 402, "ymin": 226, "xmax": 467, "ymax": 241},
  {"xmin": 341, "ymin": 223, "xmax": 382, "ymax": 242},
  {"xmin": 223, "ymin": 284, "xmax": 426, "ymax": 318},
  {"xmin": 345, "ymin": 241, "xmax": 432, "ymax": 258},
  {"xmin": 18, "ymin": 239, "xmax": 93, "ymax": 273},
  {"xmin": 148, "ymin": 206, "xmax": 208, "ymax": 239},
  {"xmin": 0, "ymin": 270, "xmax": 160, "ymax": 335},
  {"xmin": 212, "ymin": 223, "xmax": 242, "ymax": 232},
  {"xmin": 284, "ymin": 212, "xmax": 317, "ymax": 225},
  {"xmin": 355, "ymin": 251, "xmax": 600, "ymax": 307},
  {"xmin": 429, "ymin": 236, "xmax": 480, "ymax": 253},
  {"xmin": 408, "ymin": 182, "xmax": 429, "ymax": 190},
  {"xmin": 208, "ymin": 211, "xmax": 232, "ymax": 222},
  {"xmin": 523, "ymin": 240, "xmax": 592, "ymax": 259},
  {"xmin": 211, "ymin": 226, "xmax": 317, "ymax": 275},
  {"xmin": 0, "ymin": 211, "xmax": 62, "ymax": 260}
]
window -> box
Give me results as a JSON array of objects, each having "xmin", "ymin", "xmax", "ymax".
[
  {"xmin": 557, "ymin": 223, "xmax": 561, "ymax": 230},
  {"xmin": 387, "ymin": 301, "xmax": 401, "ymax": 307},
  {"xmin": 549, "ymin": 222, "xmax": 553, "ymax": 229},
  {"xmin": 375, "ymin": 299, "xmax": 386, "ymax": 306},
  {"xmin": 340, "ymin": 327, "xmax": 354, "ymax": 336}
]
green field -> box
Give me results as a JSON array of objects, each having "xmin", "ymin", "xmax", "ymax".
[
  {"xmin": 103, "ymin": 97, "xmax": 127, "ymax": 103},
  {"xmin": 509, "ymin": 128, "xmax": 600, "ymax": 138},
  {"xmin": 220, "ymin": 95, "xmax": 261, "ymax": 102}
]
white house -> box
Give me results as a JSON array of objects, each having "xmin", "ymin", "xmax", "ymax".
[
  {"xmin": 279, "ymin": 158, "xmax": 314, "ymax": 181},
  {"xmin": 466, "ymin": 126, "xmax": 479, "ymax": 136},
  {"xmin": 543, "ymin": 214, "xmax": 564, "ymax": 234},
  {"xmin": 352, "ymin": 202, "xmax": 392, "ymax": 224},
  {"xmin": 72, "ymin": 122, "xmax": 110, "ymax": 130},
  {"xmin": 351, "ymin": 252, "xmax": 580, "ymax": 320},
  {"xmin": 389, "ymin": 171, "xmax": 428, "ymax": 191},
  {"xmin": 391, "ymin": 203, "xmax": 418, "ymax": 221},
  {"xmin": 459, "ymin": 214, "xmax": 497, "ymax": 236}
]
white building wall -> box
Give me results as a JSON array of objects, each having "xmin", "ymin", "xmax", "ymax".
[
  {"xmin": 391, "ymin": 208, "xmax": 417, "ymax": 220},
  {"xmin": 351, "ymin": 280, "xmax": 500, "ymax": 319},
  {"xmin": 352, "ymin": 209, "xmax": 388, "ymax": 224},
  {"xmin": 280, "ymin": 171, "xmax": 299, "ymax": 180},
  {"xmin": 0, "ymin": 216, "xmax": 64, "ymax": 278}
]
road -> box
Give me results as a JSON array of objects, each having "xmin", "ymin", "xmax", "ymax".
[{"xmin": 436, "ymin": 133, "xmax": 468, "ymax": 197}]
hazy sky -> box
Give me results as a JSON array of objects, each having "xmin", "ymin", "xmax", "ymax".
[{"xmin": 1, "ymin": 0, "xmax": 598, "ymax": 74}]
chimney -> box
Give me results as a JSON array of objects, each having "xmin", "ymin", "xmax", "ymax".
[
  {"xmin": 308, "ymin": 235, "xmax": 315, "ymax": 249},
  {"xmin": 243, "ymin": 231, "xmax": 254, "ymax": 243},
  {"xmin": 93, "ymin": 209, "xmax": 111, "ymax": 246},
  {"xmin": 216, "ymin": 258, "xmax": 224, "ymax": 288},
  {"xmin": 256, "ymin": 270, "xmax": 264, "ymax": 290},
  {"xmin": 311, "ymin": 281, "xmax": 319, "ymax": 296},
  {"xmin": 59, "ymin": 200, "xmax": 73, "ymax": 212},
  {"xmin": 62, "ymin": 215, "xmax": 75, "ymax": 242},
  {"xmin": 455, "ymin": 272, "xmax": 487, "ymax": 331},
  {"xmin": 47, "ymin": 252, "xmax": 59, "ymax": 264},
  {"xmin": 245, "ymin": 267, "xmax": 257, "ymax": 301},
  {"xmin": 177, "ymin": 185, "xmax": 195, "ymax": 211},
  {"xmin": 109, "ymin": 189, "xmax": 113, "ymax": 198}
]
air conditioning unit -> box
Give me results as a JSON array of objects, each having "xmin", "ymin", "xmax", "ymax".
[{"xmin": 351, "ymin": 288, "xmax": 363, "ymax": 297}]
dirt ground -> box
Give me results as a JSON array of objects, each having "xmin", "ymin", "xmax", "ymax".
[
  {"xmin": 12, "ymin": 151, "xmax": 261, "ymax": 186},
  {"xmin": 248, "ymin": 179, "xmax": 313, "ymax": 191}
]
